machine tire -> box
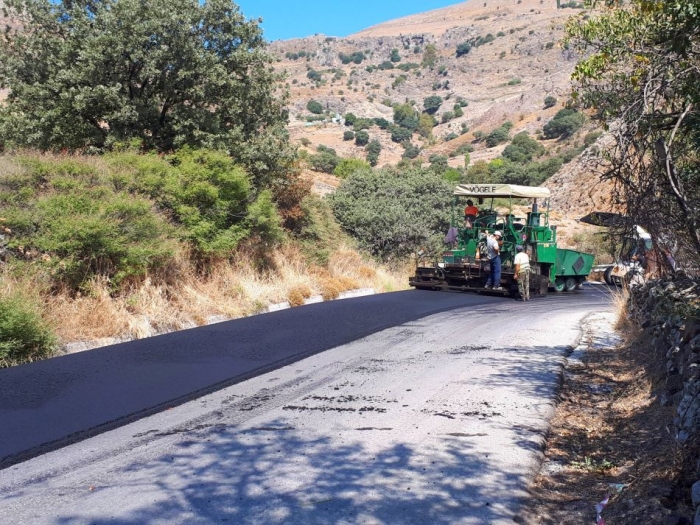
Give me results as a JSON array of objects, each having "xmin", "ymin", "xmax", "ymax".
[
  {"xmin": 603, "ymin": 266, "xmax": 614, "ymax": 285},
  {"xmin": 564, "ymin": 277, "xmax": 577, "ymax": 292},
  {"xmin": 553, "ymin": 278, "xmax": 566, "ymax": 293}
]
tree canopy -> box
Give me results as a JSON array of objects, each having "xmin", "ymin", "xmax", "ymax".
[
  {"xmin": 329, "ymin": 167, "xmax": 452, "ymax": 260},
  {"xmin": 0, "ymin": 0, "xmax": 291, "ymax": 183},
  {"xmin": 566, "ymin": 0, "xmax": 700, "ymax": 262}
]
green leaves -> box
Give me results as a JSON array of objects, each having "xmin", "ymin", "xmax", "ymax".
[
  {"xmin": 0, "ymin": 293, "xmax": 58, "ymax": 368},
  {"xmin": 329, "ymin": 167, "xmax": 453, "ymax": 260},
  {"xmin": 0, "ymin": 148, "xmax": 285, "ymax": 291},
  {"xmin": 566, "ymin": 0, "xmax": 700, "ymax": 259},
  {"xmin": 0, "ymin": 0, "xmax": 289, "ymax": 175}
]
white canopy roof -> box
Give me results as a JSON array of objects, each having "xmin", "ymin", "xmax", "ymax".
[{"xmin": 453, "ymin": 183, "xmax": 551, "ymax": 198}]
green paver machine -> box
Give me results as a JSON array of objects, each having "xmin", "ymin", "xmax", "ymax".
[{"xmin": 409, "ymin": 183, "xmax": 595, "ymax": 295}]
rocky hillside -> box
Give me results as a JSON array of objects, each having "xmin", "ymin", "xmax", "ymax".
[
  {"xmin": 269, "ymin": 0, "xmax": 614, "ymax": 246},
  {"xmin": 270, "ymin": 0, "xmax": 581, "ymax": 165}
]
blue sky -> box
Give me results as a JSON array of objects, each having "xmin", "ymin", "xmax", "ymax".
[{"xmin": 235, "ymin": 1, "xmax": 464, "ymax": 41}]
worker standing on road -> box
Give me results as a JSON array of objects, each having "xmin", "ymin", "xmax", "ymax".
[
  {"xmin": 513, "ymin": 245, "xmax": 530, "ymax": 301},
  {"xmin": 484, "ymin": 230, "xmax": 503, "ymax": 290}
]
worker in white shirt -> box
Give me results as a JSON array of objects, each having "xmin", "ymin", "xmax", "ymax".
[{"xmin": 513, "ymin": 245, "xmax": 530, "ymax": 301}]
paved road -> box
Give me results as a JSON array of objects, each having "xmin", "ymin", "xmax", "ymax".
[
  {"xmin": 0, "ymin": 290, "xmax": 499, "ymax": 466},
  {"xmin": 1, "ymin": 286, "xmax": 612, "ymax": 524}
]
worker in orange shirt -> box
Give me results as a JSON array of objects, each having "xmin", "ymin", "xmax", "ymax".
[{"xmin": 464, "ymin": 199, "xmax": 479, "ymax": 227}]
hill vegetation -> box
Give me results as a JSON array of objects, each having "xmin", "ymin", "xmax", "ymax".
[
  {"xmin": 4, "ymin": 0, "xmax": 682, "ymax": 370},
  {"xmin": 0, "ymin": 0, "xmax": 405, "ymax": 365}
]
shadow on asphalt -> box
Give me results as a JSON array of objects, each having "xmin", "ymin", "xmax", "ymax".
[{"xmin": 25, "ymin": 341, "xmax": 579, "ymax": 525}]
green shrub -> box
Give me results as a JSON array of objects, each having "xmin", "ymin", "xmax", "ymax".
[
  {"xmin": 309, "ymin": 151, "xmax": 339, "ymax": 174},
  {"xmin": 421, "ymin": 44, "xmax": 438, "ymax": 69},
  {"xmin": 456, "ymin": 42, "xmax": 472, "ymax": 57},
  {"xmin": 378, "ymin": 61, "xmax": 394, "ymax": 70},
  {"xmin": 508, "ymin": 78, "xmax": 522, "ymax": 85},
  {"xmin": 329, "ymin": 167, "xmax": 453, "ymax": 260},
  {"xmin": 390, "ymin": 125, "xmax": 413, "ymax": 143},
  {"xmin": 455, "ymin": 143, "xmax": 474, "ymax": 155},
  {"xmin": 119, "ymin": 148, "xmax": 261, "ymax": 258},
  {"xmin": 475, "ymin": 34, "xmax": 495, "ymax": 47},
  {"xmin": 543, "ymin": 108, "xmax": 585, "ymax": 139},
  {"xmin": 307, "ymin": 70, "xmax": 322, "ymax": 82},
  {"xmin": 442, "ymin": 111, "xmax": 455, "ymax": 123},
  {"xmin": 443, "ymin": 168, "xmax": 462, "ymax": 183},
  {"xmin": 343, "ymin": 130, "xmax": 355, "ymax": 141},
  {"xmin": 392, "ymin": 75, "xmax": 407, "ymax": 89},
  {"xmin": 393, "ymin": 103, "xmax": 420, "ymax": 131},
  {"xmin": 373, "ymin": 117, "xmax": 391, "ymax": 130},
  {"xmin": 418, "ymin": 113, "xmax": 438, "ymax": 138},
  {"xmin": 544, "ymin": 95, "xmax": 557, "ymax": 108},
  {"xmin": 307, "ymin": 100, "xmax": 324, "ymax": 114},
  {"xmin": 423, "ymin": 95, "xmax": 443, "ymax": 115},
  {"xmin": 334, "ymin": 158, "xmax": 371, "ymax": 178},
  {"xmin": 397, "ymin": 62, "xmax": 420, "ymax": 71},
  {"xmin": 485, "ymin": 125, "xmax": 511, "ymax": 147},
  {"xmin": 429, "ymin": 154, "xmax": 449, "ymax": 173},
  {"xmin": 0, "ymin": 293, "xmax": 58, "ymax": 367},
  {"xmin": 365, "ymin": 140, "xmax": 382, "ymax": 167},
  {"xmin": 339, "ymin": 51, "xmax": 365, "ymax": 64},
  {"xmin": 390, "ymin": 49, "xmax": 401, "ymax": 63},
  {"xmin": 1, "ymin": 149, "xmax": 287, "ymax": 291},
  {"xmin": 352, "ymin": 118, "xmax": 373, "ymax": 131},
  {"xmin": 355, "ymin": 130, "xmax": 370, "ymax": 146},
  {"xmin": 402, "ymin": 143, "xmax": 421, "ymax": 159},
  {"xmin": 33, "ymin": 191, "xmax": 177, "ymax": 287},
  {"xmin": 502, "ymin": 132, "xmax": 545, "ymax": 163},
  {"xmin": 294, "ymin": 194, "xmax": 347, "ymax": 265}
]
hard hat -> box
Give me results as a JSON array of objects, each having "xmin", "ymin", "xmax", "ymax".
[{"xmin": 494, "ymin": 230, "xmax": 502, "ymax": 237}]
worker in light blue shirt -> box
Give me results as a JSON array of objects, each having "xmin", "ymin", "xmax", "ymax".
[{"xmin": 484, "ymin": 230, "xmax": 502, "ymax": 290}]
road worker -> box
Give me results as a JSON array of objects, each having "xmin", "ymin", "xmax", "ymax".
[{"xmin": 513, "ymin": 244, "xmax": 530, "ymax": 301}]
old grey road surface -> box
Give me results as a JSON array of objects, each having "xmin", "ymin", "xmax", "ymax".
[{"xmin": 1, "ymin": 287, "xmax": 611, "ymax": 524}]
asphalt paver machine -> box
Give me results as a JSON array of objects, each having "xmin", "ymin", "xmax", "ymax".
[{"xmin": 409, "ymin": 183, "xmax": 595, "ymax": 296}]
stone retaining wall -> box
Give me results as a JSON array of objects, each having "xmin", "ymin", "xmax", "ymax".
[{"xmin": 628, "ymin": 273, "xmax": 700, "ymax": 523}]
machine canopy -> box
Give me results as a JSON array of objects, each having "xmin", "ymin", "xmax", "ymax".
[{"xmin": 453, "ymin": 184, "xmax": 551, "ymax": 199}]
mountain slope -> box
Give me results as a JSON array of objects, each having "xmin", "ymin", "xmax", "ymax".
[{"xmin": 271, "ymin": 0, "xmax": 580, "ymax": 165}]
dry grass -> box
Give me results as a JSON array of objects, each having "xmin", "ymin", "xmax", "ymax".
[
  {"xmin": 31, "ymin": 243, "xmax": 409, "ymax": 346},
  {"xmin": 524, "ymin": 330, "xmax": 690, "ymax": 524},
  {"xmin": 611, "ymin": 286, "xmax": 635, "ymax": 333}
]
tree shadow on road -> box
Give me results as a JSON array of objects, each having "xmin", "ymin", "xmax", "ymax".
[
  {"xmin": 51, "ymin": 420, "xmax": 531, "ymax": 524},
  {"xmin": 46, "ymin": 342, "xmax": 575, "ymax": 525}
]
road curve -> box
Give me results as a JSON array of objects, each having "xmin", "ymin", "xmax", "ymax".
[
  {"xmin": 1, "ymin": 289, "xmax": 508, "ymax": 466},
  {"xmin": 0, "ymin": 285, "xmax": 613, "ymax": 524}
]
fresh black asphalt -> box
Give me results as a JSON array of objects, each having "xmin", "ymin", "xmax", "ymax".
[{"xmin": 1, "ymin": 289, "xmax": 509, "ymax": 467}]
